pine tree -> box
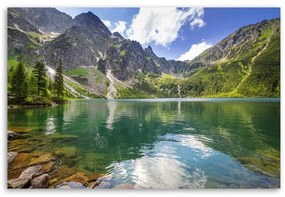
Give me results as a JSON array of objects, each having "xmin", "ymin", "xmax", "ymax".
[
  {"xmin": 11, "ymin": 63, "xmax": 28, "ymax": 102},
  {"xmin": 8, "ymin": 66, "xmax": 14, "ymax": 94},
  {"xmin": 33, "ymin": 61, "xmax": 47, "ymax": 96},
  {"xmin": 53, "ymin": 60, "xmax": 64, "ymax": 99},
  {"xmin": 28, "ymin": 73, "xmax": 37, "ymax": 96}
]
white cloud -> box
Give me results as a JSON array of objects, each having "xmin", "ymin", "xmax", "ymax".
[
  {"xmin": 190, "ymin": 18, "xmax": 205, "ymax": 29},
  {"xmin": 177, "ymin": 41, "xmax": 212, "ymax": 61},
  {"xmin": 127, "ymin": 8, "xmax": 205, "ymax": 47},
  {"xmin": 112, "ymin": 21, "xmax": 127, "ymax": 35},
  {"xmin": 102, "ymin": 19, "xmax": 112, "ymax": 29}
]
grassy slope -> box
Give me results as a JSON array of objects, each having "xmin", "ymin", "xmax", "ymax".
[
  {"xmin": 178, "ymin": 24, "xmax": 280, "ymax": 98},
  {"xmin": 64, "ymin": 67, "xmax": 109, "ymax": 97}
]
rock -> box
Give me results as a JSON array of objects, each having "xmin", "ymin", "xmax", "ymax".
[
  {"xmin": 93, "ymin": 181, "xmax": 112, "ymax": 189},
  {"xmin": 55, "ymin": 182, "xmax": 85, "ymax": 189},
  {"xmin": 61, "ymin": 172, "xmax": 89, "ymax": 185},
  {"xmin": 8, "ymin": 178, "xmax": 30, "ymax": 188},
  {"xmin": 8, "ymin": 152, "xmax": 18, "ymax": 164},
  {"xmin": 50, "ymin": 167, "xmax": 76, "ymax": 182},
  {"xmin": 114, "ymin": 183, "xmax": 134, "ymax": 189},
  {"xmin": 55, "ymin": 146, "xmax": 77, "ymax": 158},
  {"xmin": 31, "ymin": 174, "xmax": 49, "ymax": 188},
  {"xmin": 8, "ymin": 153, "xmax": 32, "ymax": 171},
  {"xmin": 40, "ymin": 162, "xmax": 55, "ymax": 174},
  {"xmin": 8, "ymin": 165, "xmax": 43, "ymax": 188},
  {"xmin": 8, "ymin": 130, "xmax": 19, "ymax": 140},
  {"xmin": 49, "ymin": 177, "xmax": 59, "ymax": 185},
  {"xmin": 28, "ymin": 153, "xmax": 55, "ymax": 166},
  {"xmin": 8, "ymin": 127, "xmax": 33, "ymax": 133},
  {"xmin": 87, "ymin": 173, "xmax": 104, "ymax": 182},
  {"xmin": 8, "ymin": 139, "xmax": 35, "ymax": 153},
  {"xmin": 50, "ymin": 134, "xmax": 78, "ymax": 141},
  {"xmin": 18, "ymin": 165, "xmax": 43, "ymax": 180}
]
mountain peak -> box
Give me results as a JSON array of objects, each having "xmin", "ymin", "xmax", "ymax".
[
  {"xmin": 145, "ymin": 45, "xmax": 158, "ymax": 59},
  {"xmin": 112, "ymin": 32, "xmax": 124, "ymax": 40},
  {"xmin": 74, "ymin": 12, "xmax": 111, "ymax": 35}
]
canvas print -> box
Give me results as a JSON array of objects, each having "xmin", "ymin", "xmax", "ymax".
[{"xmin": 7, "ymin": 7, "xmax": 280, "ymax": 189}]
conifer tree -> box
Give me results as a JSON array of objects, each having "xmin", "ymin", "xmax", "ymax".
[
  {"xmin": 33, "ymin": 62, "xmax": 47, "ymax": 96},
  {"xmin": 11, "ymin": 63, "xmax": 28, "ymax": 102},
  {"xmin": 53, "ymin": 60, "xmax": 64, "ymax": 99},
  {"xmin": 28, "ymin": 73, "xmax": 37, "ymax": 96}
]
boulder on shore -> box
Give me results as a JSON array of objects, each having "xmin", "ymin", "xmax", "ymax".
[{"xmin": 31, "ymin": 174, "xmax": 49, "ymax": 188}]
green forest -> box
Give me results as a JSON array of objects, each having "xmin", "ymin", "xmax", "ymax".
[{"xmin": 8, "ymin": 61, "xmax": 66, "ymax": 106}]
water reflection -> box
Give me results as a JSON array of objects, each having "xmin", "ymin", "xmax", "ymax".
[
  {"xmin": 106, "ymin": 101, "xmax": 117, "ymax": 130},
  {"xmin": 8, "ymin": 98, "xmax": 280, "ymax": 188}
]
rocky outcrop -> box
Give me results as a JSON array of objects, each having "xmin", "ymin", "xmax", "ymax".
[
  {"xmin": 8, "ymin": 8, "xmax": 73, "ymax": 33},
  {"xmin": 101, "ymin": 40, "xmax": 161, "ymax": 81},
  {"xmin": 144, "ymin": 45, "xmax": 194, "ymax": 77},
  {"xmin": 8, "ymin": 165, "xmax": 44, "ymax": 188},
  {"xmin": 8, "ymin": 151, "xmax": 58, "ymax": 188}
]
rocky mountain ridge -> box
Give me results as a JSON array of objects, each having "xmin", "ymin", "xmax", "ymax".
[{"xmin": 7, "ymin": 8, "xmax": 280, "ymax": 98}]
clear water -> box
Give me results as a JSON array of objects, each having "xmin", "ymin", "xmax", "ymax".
[{"xmin": 8, "ymin": 98, "xmax": 280, "ymax": 188}]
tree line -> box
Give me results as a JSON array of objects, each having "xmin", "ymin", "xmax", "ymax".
[{"xmin": 8, "ymin": 61, "xmax": 65, "ymax": 105}]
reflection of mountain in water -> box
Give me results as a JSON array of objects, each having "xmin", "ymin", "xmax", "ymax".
[{"xmin": 8, "ymin": 99, "xmax": 280, "ymax": 188}]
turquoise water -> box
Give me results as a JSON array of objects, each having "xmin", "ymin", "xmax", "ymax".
[{"xmin": 8, "ymin": 98, "xmax": 280, "ymax": 188}]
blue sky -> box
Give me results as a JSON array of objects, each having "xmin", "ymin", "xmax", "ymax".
[{"xmin": 57, "ymin": 8, "xmax": 280, "ymax": 60}]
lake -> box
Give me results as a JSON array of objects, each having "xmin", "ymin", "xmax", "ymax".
[{"xmin": 8, "ymin": 98, "xmax": 280, "ymax": 189}]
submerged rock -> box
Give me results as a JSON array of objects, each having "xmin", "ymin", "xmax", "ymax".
[
  {"xmin": 8, "ymin": 139, "xmax": 35, "ymax": 153},
  {"xmin": 8, "ymin": 130, "xmax": 19, "ymax": 140},
  {"xmin": 8, "ymin": 152, "xmax": 18, "ymax": 164},
  {"xmin": 61, "ymin": 172, "xmax": 89, "ymax": 185},
  {"xmin": 9, "ymin": 153, "xmax": 33, "ymax": 171},
  {"xmin": 40, "ymin": 161, "xmax": 55, "ymax": 174},
  {"xmin": 31, "ymin": 174, "xmax": 49, "ymax": 188},
  {"xmin": 8, "ymin": 127, "xmax": 33, "ymax": 133},
  {"xmin": 28, "ymin": 153, "xmax": 55, "ymax": 166},
  {"xmin": 55, "ymin": 146, "xmax": 77, "ymax": 158},
  {"xmin": 50, "ymin": 134, "xmax": 78, "ymax": 141}
]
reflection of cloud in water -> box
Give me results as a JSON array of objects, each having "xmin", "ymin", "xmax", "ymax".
[
  {"xmin": 106, "ymin": 135, "xmax": 209, "ymax": 189},
  {"xmin": 183, "ymin": 127, "xmax": 196, "ymax": 131},
  {"xmin": 106, "ymin": 101, "xmax": 117, "ymax": 130},
  {"xmin": 163, "ymin": 134, "xmax": 214, "ymax": 159},
  {"xmin": 108, "ymin": 156, "xmax": 207, "ymax": 189},
  {"xmin": 45, "ymin": 118, "xmax": 56, "ymax": 135}
]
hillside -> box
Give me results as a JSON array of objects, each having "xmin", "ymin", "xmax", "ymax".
[
  {"xmin": 180, "ymin": 19, "xmax": 280, "ymax": 97},
  {"xmin": 7, "ymin": 8, "xmax": 280, "ymax": 99}
]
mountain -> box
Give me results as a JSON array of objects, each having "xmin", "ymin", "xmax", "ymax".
[
  {"xmin": 7, "ymin": 8, "xmax": 280, "ymax": 99},
  {"xmin": 8, "ymin": 8, "xmax": 73, "ymax": 33},
  {"xmin": 181, "ymin": 18, "xmax": 280, "ymax": 97}
]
